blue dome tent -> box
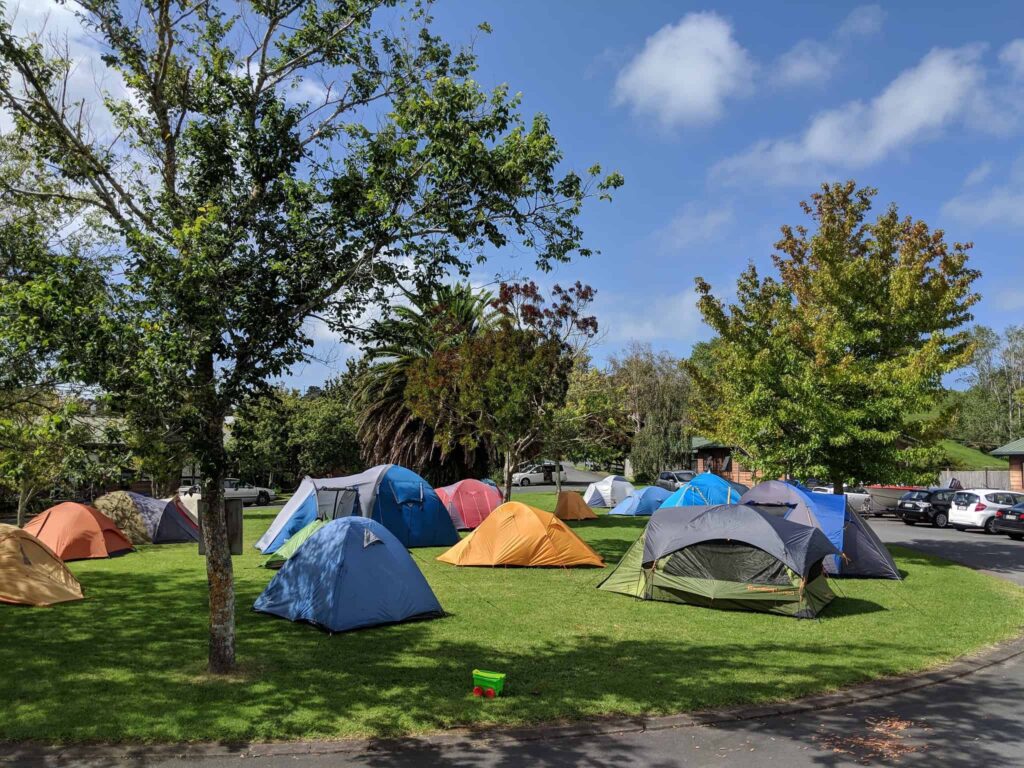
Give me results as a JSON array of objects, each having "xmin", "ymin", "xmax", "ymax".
[
  {"xmin": 659, "ymin": 472, "xmax": 746, "ymax": 508},
  {"xmin": 609, "ymin": 486, "xmax": 672, "ymax": 516},
  {"xmin": 740, "ymin": 480, "xmax": 899, "ymax": 579},
  {"xmin": 256, "ymin": 465, "xmax": 458, "ymax": 553},
  {"xmin": 254, "ymin": 517, "xmax": 444, "ymax": 633}
]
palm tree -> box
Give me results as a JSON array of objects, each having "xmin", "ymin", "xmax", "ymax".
[{"xmin": 355, "ymin": 283, "xmax": 495, "ymax": 484}]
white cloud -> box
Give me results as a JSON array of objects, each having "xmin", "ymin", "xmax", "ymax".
[
  {"xmin": 597, "ymin": 288, "xmax": 707, "ymax": 344},
  {"xmin": 995, "ymin": 290, "xmax": 1024, "ymax": 311},
  {"xmin": 714, "ymin": 46, "xmax": 989, "ymax": 185},
  {"xmin": 614, "ymin": 12, "xmax": 754, "ymax": 127},
  {"xmin": 1000, "ymin": 39, "xmax": 1024, "ymax": 79},
  {"xmin": 943, "ymin": 185, "xmax": 1024, "ymax": 228},
  {"xmin": 964, "ymin": 161, "xmax": 993, "ymax": 187},
  {"xmin": 775, "ymin": 40, "xmax": 840, "ymax": 87},
  {"xmin": 837, "ymin": 5, "xmax": 886, "ymax": 40},
  {"xmin": 656, "ymin": 203, "xmax": 733, "ymax": 251}
]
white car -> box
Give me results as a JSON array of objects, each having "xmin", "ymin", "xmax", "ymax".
[
  {"xmin": 177, "ymin": 478, "xmax": 276, "ymax": 506},
  {"xmin": 512, "ymin": 463, "xmax": 568, "ymax": 487},
  {"xmin": 812, "ymin": 485, "xmax": 872, "ymax": 515},
  {"xmin": 950, "ymin": 489, "xmax": 1024, "ymax": 534}
]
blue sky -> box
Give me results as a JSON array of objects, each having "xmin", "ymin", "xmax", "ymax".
[{"xmin": 293, "ymin": 1, "xmax": 1024, "ymax": 388}]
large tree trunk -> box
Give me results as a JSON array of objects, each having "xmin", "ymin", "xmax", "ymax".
[
  {"xmin": 16, "ymin": 481, "xmax": 33, "ymax": 528},
  {"xmin": 502, "ymin": 450, "xmax": 514, "ymax": 503},
  {"xmin": 554, "ymin": 453, "xmax": 563, "ymax": 495},
  {"xmin": 831, "ymin": 471, "xmax": 845, "ymax": 496},
  {"xmin": 196, "ymin": 363, "xmax": 235, "ymax": 674}
]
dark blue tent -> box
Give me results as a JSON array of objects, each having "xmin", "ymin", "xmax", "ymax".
[
  {"xmin": 371, "ymin": 465, "xmax": 458, "ymax": 548},
  {"xmin": 253, "ymin": 517, "xmax": 444, "ymax": 633},
  {"xmin": 126, "ymin": 492, "xmax": 200, "ymax": 544},
  {"xmin": 740, "ymin": 481, "xmax": 899, "ymax": 579},
  {"xmin": 609, "ymin": 486, "xmax": 672, "ymax": 516}
]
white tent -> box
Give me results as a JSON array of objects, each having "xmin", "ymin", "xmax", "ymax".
[
  {"xmin": 254, "ymin": 466, "xmax": 391, "ymax": 553},
  {"xmin": 583, "ymin": 475, "xmax": 635, "ymax": 508}
]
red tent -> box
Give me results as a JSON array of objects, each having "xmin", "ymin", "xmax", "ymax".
[
  {"xmin": 436, "ymin": 479, "xmax": 503, "ymax": 530},
  {"xmin": 23, "ymin": 502, "xmax": 133, "ymax": 561}
]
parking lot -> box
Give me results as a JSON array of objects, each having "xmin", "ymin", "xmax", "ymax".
[{"xmin": 871, "ymin": 514, "xmax": 1024, "ymax": 586}]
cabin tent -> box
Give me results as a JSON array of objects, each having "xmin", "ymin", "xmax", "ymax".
[
  {"xmin": 599, "ymin": 504, "xmax": 838, "ymax": 618},
  {"xmin": 438, "ymin": 502, "xmax": 604, "ymax": 567},
  {"xmin": 256, "ymin": 465, "xmax": 458, "ymax": 553},
  {"xmin": 23, "ymin": 502, "xmax": 133, "ymax": 561},
  {"xmin": 263, "ymin": 519, "xmax": 327, "ymax": 569},
  {"xmin": 609, "ymin": 485, "xmax": 672, "ymax": 516},
  {"xmin": 95, "ymin": 491, "xmax": 200, "ymax": 545},
  {"xmin": 554, "ymin": 491, "xmax": 598, "ymax": 520},
  {"xmin": 0, "ymin": 524, "xmax": 84, "ymax": 606},
  {"xmin": 740, "ymin": 480, "xmax": 900, "ymax": 579},
  {"xmin": 659, "ymin": 472, "xmax": 746, "ymax": 508},
  {"xmin": 254, "ymin": 517, "xmax": 443, "ymax": 633},
  {"xmin": 436, "ymin": 479, "xmax": 503, "ymax": 529},
  {"xmin": 583, "ymin": 475, "xmax": 635, "ymax": 508}
]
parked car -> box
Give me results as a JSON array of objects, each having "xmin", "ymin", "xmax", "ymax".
[
  {"xmin": 177, "ymin": 478, "xmax": 276, "ymax": 506},
  {"xmin": 897, "ymin": 488, "xmax": 955, "ymax": 528},
  {"xmin": 811, "ymin": 485, "xmax": 872, "ymax": 515},
  {"xmin": 950, "ymin": 489, "xmax": 1024, "ymax": 533},
  {"xmin": 993, "ymin": 500, "xmax": 1024, "ymax": 541},
  {"xmin": 655, "ymin": 470, "xmax": 697, "ymax": 491},
  {"xmin": 511, "ymin": 463, "xmax": 568, "ymax": 487}
]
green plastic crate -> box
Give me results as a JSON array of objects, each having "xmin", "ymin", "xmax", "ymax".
[{"xmin": 472, "ymin": 669, "xmax": 506, "ymax": 697}]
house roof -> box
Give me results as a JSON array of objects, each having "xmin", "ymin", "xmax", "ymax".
[
  {"xmin": 992, "ymin": 438, "xmax": 1024, "ymax": 456},
  {"xmin": 690, "ymin": 436, "xmax": 731, "ymax": 451}
]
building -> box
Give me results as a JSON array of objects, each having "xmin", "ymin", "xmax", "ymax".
[
  {"xmin": 991, "ymin": 439, "xmax": 1024, "ymax": 491},
  {"xmin": 690, "ymin": 437, "xmax": 760, "ymax": 487}
]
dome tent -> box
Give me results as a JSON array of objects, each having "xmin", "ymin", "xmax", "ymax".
[
  {"xmin": 436, "ymin": 479, "xmax": 503, "ymax": 530},
  {"xmin": 24, "ymin": 502, "xmax": 133, "ymax": 561},
  {"xmin": 254, "ymin": 517, "xmax": 443, "ymax": 633},
  {"xmin": 554, "ymin": 491, "xmax": 597, "ymax": 520},
  {"xmin": 740, "ymin": 480, "xmax": 900, "ymax": 579},
  {"xmin": 438, "ymin": 502, "xmax": 604, "ymax": 568},
  {"xmin": 256, "ymin": 465, "xmax": 458, "ymax": 553},
  {"xmin": 583, "ymin": 475, "xmax": 634, "ymax": 508},
  {"xmin": 659, "ymin": 472, "xmax": 745, "ymax": 508},
  {"xmin": 599, "ymin": 505, "xmax": 839, "ymax": 618},
  {"xmin": 0, "ymin": 524, "xmax": 84, "ymax": 606},
  {"xmin": 95, "ymin": 491, "xmax": 199, "ymax": 545},
  {"xmin": 609, "ymin": 485, "xmax": 672, "ymax": 516}
]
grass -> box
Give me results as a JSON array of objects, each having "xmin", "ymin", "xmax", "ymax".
[
  {"xmin": 2, "ymin": 493, "xmax": 1023, "ymax": 744},
  {"xmin": 940, "ymin": 439, "xmax": 1009, "ymax": 470}
]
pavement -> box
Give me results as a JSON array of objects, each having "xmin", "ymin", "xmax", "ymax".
[{"xmin": 6, "ymin": 513, "xmax": 1024, "ymax": 767}]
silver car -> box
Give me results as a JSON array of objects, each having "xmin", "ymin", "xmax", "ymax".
[{"xmin": 655, "ymin": 470, "xmax": 696, "ymax": 491}]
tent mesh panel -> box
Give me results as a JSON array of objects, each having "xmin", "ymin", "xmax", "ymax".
[{"xmin": 661, "ymin": 541, "xmax": 792, "ymax": 585}]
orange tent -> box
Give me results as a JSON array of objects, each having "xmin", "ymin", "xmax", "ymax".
[
  {"xmin": 23, "ymin": 502, "xmax": 133, "ymax": 561},
  {"xmin": 437, "ymin": 501, "xmax": 604, "ymax": 567},
  {"xmin": 0, "ymin": 524, "xmax": 84, "ymax": 606},
  {"xmin": 554, "ymin": 491, "xmax": 597, "ymax": 521}
]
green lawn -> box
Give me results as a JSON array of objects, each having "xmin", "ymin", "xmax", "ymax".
[
  {"xmin": 940, "ymin": 439, "xmax": 1009, "ymax": 470},
  {"xmin": 2, "ymin": 493, "xmax": 1023, "ymax": 744}
]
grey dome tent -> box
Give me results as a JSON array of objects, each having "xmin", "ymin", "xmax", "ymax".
[
  {"xmin": 599, "ymin": 504, "xmax": 840, "ymax": 618},
  {"xmin": 740, "ymin": 481, "xmax": 900, "ymax": 580}
]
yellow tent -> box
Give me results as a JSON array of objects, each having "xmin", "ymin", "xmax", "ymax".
[
  {"xmin": 554, "ymin": 491, "xmax": 597, "ymax": 521},
  {"xmin": 437, "ymin": 502, "xmax": 604, "ymax": 567},
  {"xmin": 0, "ymin": 524, "xmax": 84, "ymax": 606}
]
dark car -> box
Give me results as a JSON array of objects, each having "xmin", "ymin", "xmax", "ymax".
[
  {"xmin": 655, "ymin": 470, "xmax": 697, "ymax": 492},
  {"xmin": 993, "ymin": 501, "xmax": 1024, "ymax": 541},
  {"xmin": 897, "ymin": 488, "xmax": 955, "ymax": 528}
]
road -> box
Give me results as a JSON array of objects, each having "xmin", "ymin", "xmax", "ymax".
[
  {"xmin": 8, "ymin": 510, "xmax": 1024, "ymax": 767},
  {"xmin": 510, "ymin": 466, "xmax": 607, "ymax": 495}
]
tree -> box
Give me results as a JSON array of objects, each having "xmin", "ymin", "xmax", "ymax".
[
  {"xmin": 542, "ymin": 360, "xmax": 629, "ymax": 491},
  {"xmin": 607, "ymin": 343, "xmax": 691, "ymax": 481},
  {"xmin": 228, "ymin": 387, "xmax": 300, "ymax": 488},
  {"xmin": 693, "ymin": 181, "xmax": 980, "ymax": 491},
  {"xmin": 0, "ymin": 391, "xmax": 103, "ymax": 526},
  {"xmin": 952, "ymin": 325, "xmax": 1024, "ymax": 448},
  {"xmin": 289, "ymin": 378, "xmax": 362, "ymax": 477},
  {"xmin": 404, "ymin": 281, "xmax": 598, "ymax": 500},
  {"xmin": 0, "ymin": 2, "xmax": 621, "ymax": 672},
  {"xmin": 355, "ymin": 283, "xmax": 496, "ymax": 484}
]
